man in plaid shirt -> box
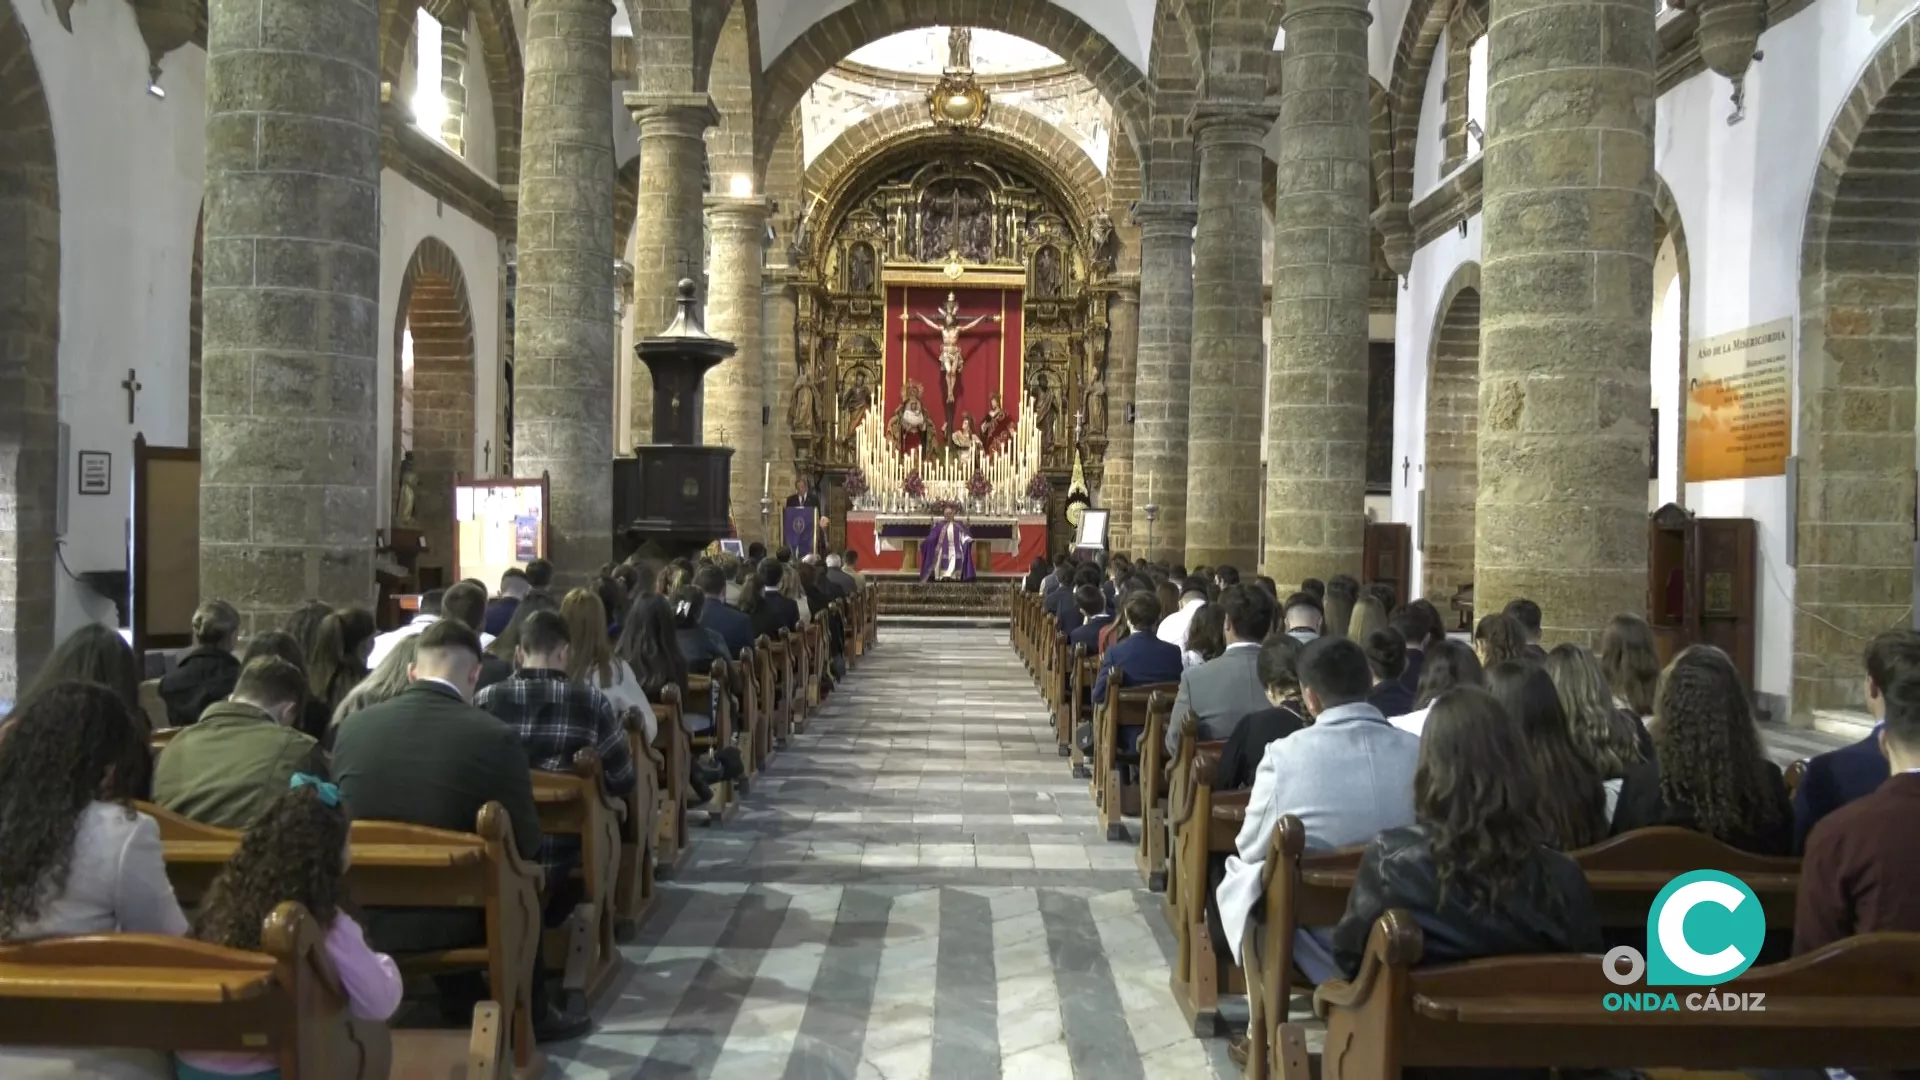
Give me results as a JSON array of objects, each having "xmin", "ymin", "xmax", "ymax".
[{"xmin": 475, "ymin": 611, "xmax": 636, "ymax": 904}]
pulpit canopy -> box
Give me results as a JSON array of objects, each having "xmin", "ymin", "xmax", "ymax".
[{"xmin": 635, "ymin": 278, "xmax": 737, "ymax": 447}]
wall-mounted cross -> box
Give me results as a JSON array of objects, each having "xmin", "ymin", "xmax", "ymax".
[
  {"xmin": 121, "ymin": 368, "xmax": 142, "ymax": 424},
  {"xmin": 678, "ymin": 253, "xmax": 701, "ymax": 280},
  {"xmin": 1402, "ymin": 455, "xmax": 1412, "ymax": 488},
  {"xmin": 483, "ymin": 440, "xmax": 492, "ymax": 473}
]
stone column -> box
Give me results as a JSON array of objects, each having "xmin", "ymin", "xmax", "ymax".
[
  {"xmin": 1263, "ymin": 0, "xmax": 1374, "ymax": 587},
  {"xmin": 1129, "ymin": 202, "xmax": 1197, "ymax": 563},
  {"xmin": 512, "ymin": 0, "xmax": 614, "ymax": 583},
  {"xmin": 1103, "ymin": 283, "xmax": 1141, "ymax": 554},
  {"xmin": 762, "ymin": 271, "xmax": 799, "ymax": 524},
  {"xmin": 1476, "ymin": 0, "xmax": 1655, "ymax": 643},
  {"xmin": 1184, "ymin": 104, "xmax": 1275, "ymax": 570},
  {"xmin": 438, "ymin": 9, "xmax": 468, "ymax": 155},
  {"xmin": 705, "ymin": 196, "xmax": 768, "ymax": 544},
  {"xmin": 200, "ymin": 0, "xmax": 381, "ymax": 629},
  {"xmin": 624, "ymin": 93, "xmax": 717, "ymax": 442}
]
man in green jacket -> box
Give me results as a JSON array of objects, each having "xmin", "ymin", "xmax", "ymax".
[{"xmin": 154, "ymin": 656, "xmax": 325, "ymax": 829}]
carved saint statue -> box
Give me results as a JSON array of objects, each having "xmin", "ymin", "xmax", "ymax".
[
  {"xmin": 395, "ymin": 450, "xmax": 420, "ymax": 527},
  {"xmin": 947, "ymin": 414, "xmax": 982, "ymax": 463},
  {"xmin": 1083, "ymin": 364, "xmax": 1108, "ymax": 435},
  {"xmin": 913, "ymin": 291, "xmax": 1001, "ymax": 407},
  {"xmin": 981, "ymin": 390, "xmax": 1015, "ymax": 455},
  {"xmin": 789, "ymin": 347, "xmax": 827, "ymax": 436},
  {"xmin": 1030, "ymin": 371, "xmax": 1061, "ymax": 454},
  {"xmin": 948, "ymin": 26, "xmax": 973, "ymax": 70},
  {"xmin": 889, "ymin": 379, "xmax": 934, "ymax": 455},
  {"xmin": 1087, "ymin": 207, "xmax": 1118, "ymax": 276},
  {"xmin": 1034, "ymin": 246, "xmax": 1062, "ymax": 297},
  {"xmin": 839, "ymin": 368, "xmax": 874, "ymax": 453},
  {"xmin": 848, "ymin": 243, "xmax": 876, "ymax": 295}
]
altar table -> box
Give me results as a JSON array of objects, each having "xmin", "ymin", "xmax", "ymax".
[{"xmin": 845, "ymin": 513, "xmax": 1047, "ymax": 576}]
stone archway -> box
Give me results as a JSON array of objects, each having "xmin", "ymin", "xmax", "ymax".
[
  {"xmin": 189, "ymin": 204, "xmax": 204, "ymax": 449},
  {"xmin": 393, "ymin": 239, "xmax": 477, "ymax": 578},
  {"xmin": 755, "ymin": 0, "xmax": 1152, "ymax": 178},
  {"xmin": 1651, "ymin": 173, "xmax": 1691, "ymax": 506},
  {"xmin": 0, "ymin": 6, "xmax": 58, "ymax": 701},
  {"xmin": 1424, "ymin": 263, "xmax": 1480, "ymax": 600},
  {"xmin": 1794, "ymin": 19, "xmax": 1920, "ymax": 716}
]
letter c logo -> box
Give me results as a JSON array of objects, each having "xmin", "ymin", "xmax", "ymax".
[{"xmin": 1645, "ymin": 870, "xmax": 1766, "ymax": 987}]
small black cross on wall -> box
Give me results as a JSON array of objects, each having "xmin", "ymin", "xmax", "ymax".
[
  {"xmin": 1402, "ymin": 455, "xmax": 1411, "ymax": 488},
  {"xmin": 121, "ymin": 368, "xmax": 142, "ymax": 424},
  {"xmin": 678, "ymin": 253, "xmax": 701, "ymax": 281}
]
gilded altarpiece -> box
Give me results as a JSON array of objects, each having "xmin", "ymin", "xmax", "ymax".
[{"xmin": 790, "ymin": 150, "xmax": 1122, "ymax": 553}]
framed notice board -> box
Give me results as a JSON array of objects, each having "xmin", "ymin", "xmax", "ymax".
[{"xmin": 453, "ymin": 474, "xmax": 549, "ymax": 590}]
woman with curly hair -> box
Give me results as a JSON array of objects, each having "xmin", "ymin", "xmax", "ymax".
[
  {"xmin": 1543, "ymin": 644, "xmax": 1649, "ymax": 822},
  {"xmin": 1611, "ymin": 646, "xmax": 1793, "ymax": 854},
  {"xmin": 180, "ymin": 779, "xmax": 402, "ymax": 1079},
  {"xmin": 11, "ymin": 623, "xmax": 147, "ymax": 733},
  {"xmin": 0, "ymin": 682, "xmax": 185, "ymax": 1077},
  {"xmin": 1600, "ymin": 613, "xmax": 1662, "ymax": 720},
  {"xmin": 1487, "ymin": 661, "xmax": 1609, "ymax": 850},
  {"xmin": 1330, "ymin": 687, "xmax": 1602, "ymax": 978}
]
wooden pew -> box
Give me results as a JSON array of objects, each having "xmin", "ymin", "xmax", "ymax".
[
  {"xmin": 530, "ymin": 748, "xmax": 627, "ymax": 1006},
  {"xmin": 687, "ymin": 665, "xmax": 736, "ymax": 823},
  {"xmin": 752, "ymin": 637, "xmax": 780, "ymax": 767},
  {"xmin": 150, "ymin": 726, "xmax": 183, "ymax": 751},
  {"xmin": 804, "ymin": 618, "xmax": 828, "ymax": 708},
  {"xmin": 1301, "ymin": 917, "xmax": 1920, "ymax": 1080},
  {"xmin": 767, "ymin": 630, "xmax": 795, "ymax": 747},
  {"xmin": 1242, "ymin": 823, "xmax": 1805, "ymax": 1079},
  {"xmin": 734, "ymin": 644, "xmax": 767, "ymax": 779},
  {"xmin": 649, "ymin": 684, "xmax": 692, "ymax": 877},
  {"xmin": 1166, "ymin": 737, "xmax": 1247, "ymax": 1035},
  {"xmin": 614, "ymin": 713, "xmax": 663, "ymax": 937},
  {"xmin": 0, "ymin": 901, "xmax": 464, "ymax": 1079},
  {"xmin": 1093, "ymin": 680, "xmax": 1179, "ymax": 843},
  {"xmin": 1059, "ymin": 643, "xmax": 1094, "ymax": 761},
  {"xmin": 1135, "ymin": 690, "xmax": 1180, "ymax": 890},
  {"xmin": 146, "ymin": 802, "xmax": 541, "ymax": 1073}
]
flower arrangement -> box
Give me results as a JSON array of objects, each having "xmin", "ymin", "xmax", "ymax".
[
  {"xmin": 903, "ymin": 470, "xmax": 926, "ymax": 501},
  {"xmin": 844, "ymin": 466, "xmax": 869, "ymax": 499},
  {"xmin": 968, "ymin": 468, "xmax": 992, "ymax": 500},
  {"xmin": 1025, "ymin": 473, "xmax": 1051, "ymax": 502}
]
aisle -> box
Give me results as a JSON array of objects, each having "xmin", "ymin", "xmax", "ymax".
[{"xmin": 547, "ymin": 625, "xmax": 1235, "ymax": 1080}]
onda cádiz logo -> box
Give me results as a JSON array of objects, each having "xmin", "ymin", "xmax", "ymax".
[{"xmin": 1601, "ymin": 870, "xmax": 1769, "ymax": 1014}]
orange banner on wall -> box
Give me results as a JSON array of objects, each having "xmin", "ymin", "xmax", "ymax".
[{"xmin": 1684, "ymin": 319, "xmax": 1792, "ymax": 483}]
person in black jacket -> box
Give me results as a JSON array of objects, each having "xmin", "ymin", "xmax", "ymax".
[
  {"xmin": 329, "ymin": 619, "xmax": 591, "ymax": 1044},
  {"xmin": 1611, "ymin": 645, "xmax": 1793, "ymax": 855},
  {"xmin": 1212, "ymin": 633, "xmax": 1310, "ymax": 791},
  {"xmin": 158, "ymin": 600, "xmax": 242, "ymax": 728},
  {"xmin": 1331, "ymin": 686, "xmax": 1603, "ymax": 978},
  {"xmin": 694, "ymin": 564, "xmax": 756, "ymax": 656},
  {"xmin": 742, "ymin": 560, "xmax": 803, "ymax": 641},
  {"xmin": 1362, "ymin": 628, "xmax": 1415, "ymax": 720}
]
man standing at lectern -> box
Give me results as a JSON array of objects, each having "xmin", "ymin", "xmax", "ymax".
[
  {"xmin": 784, "ymin": 476, "xmax": 829, "ymax": 555},
  {"xmin": 921, "ymin": 505, "xmax": 976, "ymax": 582}
]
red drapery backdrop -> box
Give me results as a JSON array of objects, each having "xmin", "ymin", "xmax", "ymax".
[{"xmin": 884, "ymin": 285, "xmax": 1024, "ymax": 438}]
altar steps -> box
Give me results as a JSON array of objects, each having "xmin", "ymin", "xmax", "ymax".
[{"xmin": 873, "ymin": 577, "xmax": 1015, "ymax": 620}]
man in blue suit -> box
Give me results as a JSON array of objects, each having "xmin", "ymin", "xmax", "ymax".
[
  {"xmin": 695, "ymin": 564, "xmax": 755, "ymax": 657},
  {"xmin": 1068, "ymin": 586, "xmax": 1114, "ymax": 656},
  {"xmin": 1794, "ymin": 629, "xmax": 1920, "ymax": 850},
  {"xmin": 1093, "ymin": 591, "xmax": 1185, "ymax": 708}
]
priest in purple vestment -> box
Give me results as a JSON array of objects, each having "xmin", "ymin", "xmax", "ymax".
[{"xmin": 920, "ymin": 505, "xmax": 976, "ymax": 582}]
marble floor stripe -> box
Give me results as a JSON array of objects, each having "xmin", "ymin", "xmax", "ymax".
[
  {"xmin": 1038, "ymin": 890, "xmax": 1148, "ymax": 1080},
  {"xmin": 637, "ymin": 888, "xmax": 795, "ymax": 1077},
  {"xmin": 779, "ymin": 887, "xmax": 893, "ymax": 1080},
  {"xmin": 929, "ymin": 888, "xmax": 999, "ymax": 1080},
  {"xmin": 861, "ymin": 887, "xmax": 941, "ymax": 1080}
]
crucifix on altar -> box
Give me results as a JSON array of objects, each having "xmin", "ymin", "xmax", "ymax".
[{"xmin": 907, "ymin": 291, "xmax": 1001, "ymax": 424}]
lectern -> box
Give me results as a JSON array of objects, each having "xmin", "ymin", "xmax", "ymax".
[{"xmin": 613, "ymin": 279, "xmax": 737, "ymax": 561}]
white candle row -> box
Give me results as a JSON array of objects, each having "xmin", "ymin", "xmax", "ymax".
[{"xmin": 851, "ymin": 396, "xmax": 1046, "ymax": 517}]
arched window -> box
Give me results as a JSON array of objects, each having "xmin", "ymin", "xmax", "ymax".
[
  {"xmin": 1441, "ymin": 1, "xmax": 1489, "ymax": 175},
  {"xmin": 411, "ymin": 10, "xmax": 448, "ymax": 146},
  {"xmin": 1467, "ymin": 34, "xmax": 1488, "ymax": 147}
]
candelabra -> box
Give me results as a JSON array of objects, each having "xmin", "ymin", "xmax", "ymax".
[{"xmin": 1143, "ymin": 503, "xmax": 1159, "ymax": 562}]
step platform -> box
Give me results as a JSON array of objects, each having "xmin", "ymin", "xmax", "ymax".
[{"xmin": 872, "ymin": 574, "xmax": 1018, "ymax": 619}]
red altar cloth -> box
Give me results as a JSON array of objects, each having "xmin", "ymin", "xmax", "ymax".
[
  {"xmin": 885, "ymin": 285, "xmax": 1024, "ymax": 438},
  {"xmin": 845, "ymin": 513, "xmax": 1048, "ymax": 577}
]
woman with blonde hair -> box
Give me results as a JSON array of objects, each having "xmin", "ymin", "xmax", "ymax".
[
  {"xmin": 326, "ymin": 637, "xmax": 419, "ymax": 749},
  {"xmin": 1599, "ymin": 613, "xmax": 1661, "ymax": 721},
  {"xmin": 1542, "ymin": 644, "xmax": 1649, "ymax": 823},
  {"xmin": 1321, "ymin": 589, "xmax": 1354, "ymax": 642},
  {"xmin": 779, "ymin": 559, "xmax": 812, "ymax": 623},
  {"xmin": 561, "ymin": 588, "xmax": 657, "ymax": 743},
  {"xmin": 1348, "ymin": 595, "xmax": 1388, "ymax": 642}
]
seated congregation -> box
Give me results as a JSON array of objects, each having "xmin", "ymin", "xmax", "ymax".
[
  {"xmin": 1013, "ymin": 556, "xmax": 1920, "ymax": 1078},
  {"xmin": 0, "ymin": 548, "xmax": 875, "ymax": 1079}
]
